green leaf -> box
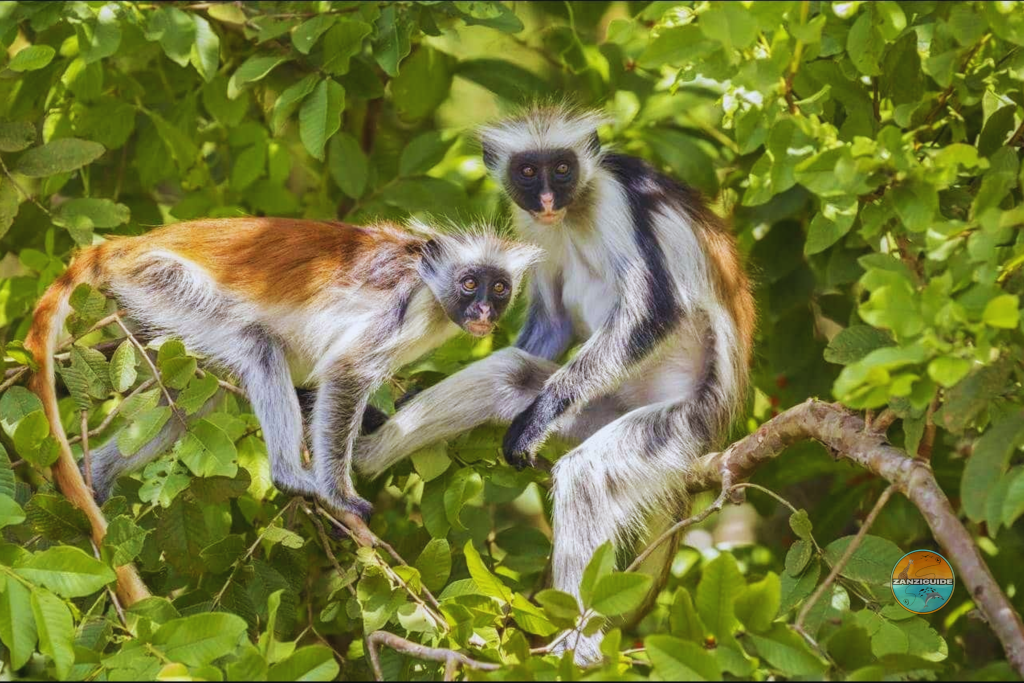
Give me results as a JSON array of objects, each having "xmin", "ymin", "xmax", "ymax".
[
  {"xmin": 292, "ymin": 15, "xmax": 336, "ymax": 54},
  {"xmin": 645, "ymin": 634, "xmax": 722, "ymax": 681},
  {"xmin": 0, "ymin": 493, "xmax": 25, "ymax": 528},
  {"xmin": 511, "ymin": 593, "xmax": 559, "ymax": 636},
  {"xmin": 152, "ymin": 613, "xmax": 248, "ymax": 667},
  {"xmin": 25, "ymin": 494, "xmax": 91, "ymax": 541},
  {"xmin": 824, "ymin": 326, "xmax": 896, "ymax": 365},
  {"xmin": 822, "ymin": 535, "xmax": 904, "ymax": 584},
  {"xmin": 373, "ymin": 5, "xmax": 412, "ymax": 77},
  {"xmin": 200, "ymin": 534, "xmax": 246, "ymax": 574},
  {"xmin": 147, "ymin": 6, "xmax": 195, "ymax": 66},
  {"xmin": 699, "ymin": 1, "xmax": 758, "ymax": 50},
  {"xmin": 847, "ymin": 11, "xmax": 883, "ymax": 76},
  {"xmin": 414, "ymin": 538, "xmax": 451, "ymax": 593},
  {"xmin": 14, "ymin": 138, "xmax": 105, "ymax": 177},
  {"xmin": 0, "ymin": 578, "xmax": 37, "ymax": 669},
  {"xmin": 117, "ymin": 406, "xmax": 172, "ymax": 457},
  {"xmin": 16, "ymin": 546, "xmax": 117, "ymax": 597},
  {"xmin": 266, "ymin": 645, "xmax": 340, "ymax": 681},
  {"xmin": 962, "ymin": 412, "xmax": 1024, "ymax": 522},
  {"xmin": 443, "ymin": 467, "xmax": 482, "ymax": 531},
  {"xmin": 748, "ymin": 623, "xmax": 827, "ymax": 676},
  {"xmin": 639, "ymin": 25, "xmax": 717, "ymax": 68},
  {"xmin": 391, "ymin": 47, "xmax": 455, "ymax": 122},
  {"xmin": 319, "ymin": 20, "xmax": 373, "ymax": 75},
  {"xmin": 400, "ymin": 131, "xmax": 455, "ymax": 177},
  {"xmin": 31, "ymin": 588, "xmax": 75, "ymax": 680},
  {"xmin": 327, "ymin": 132, "xmax": 368, "ymax": 199},
  {"xmin": 590, "ymin": 572, "xmax": 652, "ymax": 617},
  {"xmin": 54, "ymin": 197, "xmax": 130, "ymax": 233},
  {"xmin": 175, "ymin": 419, "xmax": 237, "ymax": 478},
  {"xmin": 272, "ymin": 73, "xmax": 319, "ymax": 135},
  {"xmin": 298, "ymin": 78, "xmax": 345, "ymax": 161},
  {"xmin": 104, "ymin": 516, "xmax": 149, "ymax": 567},
  {"xmin": 463, "ymin": 540, "xmax": 511, "ymax": 604},
  {"xmin": 982, "ymin": 294, "xmax": 1020, "ymax": 329},
  {"xmin": 696, "ymin": 552, "xmax": 744, "ymax": 640},
  {"xmin": 535, "ymin": 588, "xmax": 580, "ymax": 623},
  {"xmin": 0, "ymin": 120, "xmax": 36, "ymax": 152},
  {"xmin": 177, "ymin": 372, "xmax": 220, "ymax": 415},
  {"xmin": 785, "ymin": 540, "xmax": 813, "ymax": 576},
  {"xmin": 579, "ymin": 541, "xmax": 615, "ymax": 609},
  {"xmin": 455, "ymin": 59, "xmax": 549, "ymax": 100},
  {"xmin": 789, "ymin": 509, "xmax": 813, "ymax": 540},
  {"xmin": 160, "ymin": 355, "xmax": 196, "ymax": 390},
  {"xmin": 735, "ymin": 572, "xmax": 781, "ymax": 634},
  {"xmin": 409, "ymin": 443, "xmax": 450, "ymax": 483},
  {"xmin": 109, "ymin": 340, "xmax": 137, "ymax": 393},
  {"xmin": 228, "ymin": 54, "xmax": 292, "ymax": 99},
  {"xmin": 779, "ymin": 558, "xmax": 821, "ymax": 615},
  {"xmin": 669, "ymin": 588, "xmax": 706, "ymax": 642},
  {"xmin": 927, "ymin": 356, "xmax": 972, "ymax": 388},
  {"xmin": 190, "ymin": 15, "xmax": 220, "ymax": 82},
  {"xmin": 892, "ymin": 181, "xmax": 939, "ymax": 232},
  {"xmin": 9, "ymin": 45, "xmax": 56, "ymax": 72}
]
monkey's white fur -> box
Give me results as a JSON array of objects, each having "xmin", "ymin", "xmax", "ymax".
[{"xmin": 355, "ymin": 107, "xmax": 752, "ymax": 664}]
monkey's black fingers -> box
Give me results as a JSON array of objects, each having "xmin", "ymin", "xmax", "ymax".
[
  {"xmin": 339, "ymin": 495, "xmax": 374, "ymax": 522},
  {"xmin": 360, "ymin": 405, "xmax": 389, "ymax": 435},
  {"xmin": 394, "ymin": 385, "xmax": 423, "ymax": 410}
]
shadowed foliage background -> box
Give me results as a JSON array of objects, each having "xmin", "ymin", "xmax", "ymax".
[{"xmin": 0, "ymin": 1, "xmax": 1022, "ymax": 680}]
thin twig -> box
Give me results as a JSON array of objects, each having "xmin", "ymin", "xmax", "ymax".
[
  {"xmin": 300, "ymin": 505, "xmax": 355, "ymax": 596},
  {"xmin": 80, "ymin": 411, "xmax": 93, "ymax": 492},
  {"xmin": 0, "ymin": 367, "xmax": 27, "ymax": 393},
  {"xmin": 794, "ymin": 485, "xmax": 896, "ymax": 634},
  {"xmin": 113, "ymin": 316, "xmax": 186, "ymax": 429},
  {"xmin": 917, "ymin": 393, "xmax": 941, "ymax": 461},
  {"xmin": 0, "ymin": 155, "xmax": 52, "ymax": 216},
  {"xmin": 317, "ymin": 504, "xmax": 448, "ymax": 631},
  {"xmin": 90, "ymin": 540, "xmax": 127, "ymax": 628},
  {"xmin": 212, "ymin": 499, "xmax": 298, "ymax": 608},
  {"xmin": 195, "ymin": 367, "xmax": 246, "ymax": 397},
  {"xmin": 872, "ymin": 408, "xmax": 897, "ymax": 434},
  {"xmin": 69, "ymin": 379, "xmax": 156, "ymax": 444},
  {"xmin": 366, "ymin": 631, "xmax": 499, "ymax": 682}
]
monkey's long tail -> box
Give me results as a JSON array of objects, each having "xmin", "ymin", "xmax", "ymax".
[{"xmin": 23, "ymin": 246, "xmax": 151, "ymax": 606}]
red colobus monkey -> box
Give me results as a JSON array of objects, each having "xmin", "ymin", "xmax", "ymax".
[
  {"xmin": 355, "ymin": 107, "xmax": 755, "ymax": 662},
  {"xmin": 25, "ymin": 217, "xmax": 540, "ymax": 604}
]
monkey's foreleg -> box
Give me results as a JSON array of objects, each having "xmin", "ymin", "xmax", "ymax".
[
  {"xmin": 312, "ymin": 370, "xmax": 376, "ymax": 520},
  {"xmin": 233, "ymin": 337, "xmax": 317, "ymax": 499},
  {"xmin": 353, "ymin": 348, "xmax": 560, "ymax": 479}
]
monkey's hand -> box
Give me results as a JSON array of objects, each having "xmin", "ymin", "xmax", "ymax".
[{"xmin": 502, "ymin": 393, "xmax": 566, "ymax": 470}]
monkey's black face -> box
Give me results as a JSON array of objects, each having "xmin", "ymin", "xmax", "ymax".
[
  {"xmin": 449, "ymin": 266, "xmax": 513, "ymax": 337},
  {"xmin": 505, "ymin": 149, "xmax": 580, "ymax": 224}
]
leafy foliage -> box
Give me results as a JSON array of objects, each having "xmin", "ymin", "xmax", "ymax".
[{"xmin": 0, "ymin": 1, "xmax": 1022, "ymax": 681}]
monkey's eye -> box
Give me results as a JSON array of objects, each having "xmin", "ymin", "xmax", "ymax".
[
  {"xmin": 555, "ymin": 162, "xmax": 570, "ymax": 175},
  {"xmin": 461, "ymin": 277, "xmax": 478, "ymax": 292},
  {"xmin": 520, "ymin": 165, "xmax": 536, "ymax": 178},
  {"xmin": 493, "ymin": 281, "xmax": 508, "ymax": 295}
]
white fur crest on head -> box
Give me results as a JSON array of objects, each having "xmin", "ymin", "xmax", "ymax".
[
  {"xmin": 478, "ymin": 104, "xmax": 611, "ymax": 182},
  {"xmin": 412, "ymin": 218, "xmax": 544, "ymax": 285}
]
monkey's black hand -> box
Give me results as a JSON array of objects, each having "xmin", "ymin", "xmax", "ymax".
[
  {"xmin": 360, "ymin": 405, "xmax": 389, "ymax": 435},
  {"xmin": 503, "ymin": 393, "xmax": 567, "ymax": 470}
]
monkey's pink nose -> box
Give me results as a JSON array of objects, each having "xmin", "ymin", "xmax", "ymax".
[
  {"xmin": 540, "ymin": 192, "xmax": 555, "ymax": 211},
  {"xmin": 477, "ymin": 303, "xmax": 493, "ymax": 321}
]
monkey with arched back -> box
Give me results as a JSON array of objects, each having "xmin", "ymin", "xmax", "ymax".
[
  {"xmin": 354, "ymin": 106, "xmax": 756, "ymax": 663},
  {"xmin": 23, "ymin": 216, "xmax": 541, "ymax": 603}
]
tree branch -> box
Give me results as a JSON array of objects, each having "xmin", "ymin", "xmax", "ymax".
[
  {"xmin": 366, "ymin": 631, "xmax": 499, "ymax": 682},
  {"xmin": 687, "ymin": 399, "xmax": 1024, "ymax": 677}
]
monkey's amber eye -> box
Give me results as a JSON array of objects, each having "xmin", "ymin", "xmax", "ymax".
[
  {"xmin": 555, "ymin": 162, "xmax": 570, "ymax": 175},
  {"xmin": 520, "ymin": 165, "xmax": 536, "ymax": 178},
  {"xmin": 461, "ymin": 277, "xmax": 477, "ymax": 292},
  {"xmin": 493, "ymin": 281, "xmax": 508, "ymax": 295}
]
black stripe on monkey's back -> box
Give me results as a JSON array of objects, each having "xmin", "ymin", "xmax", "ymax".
[{"xmin": 599, "ymin": 153, "xmax": 685, "ymax": 364}]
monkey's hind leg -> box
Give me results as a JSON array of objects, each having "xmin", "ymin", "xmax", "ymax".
[
  {"xmin": 86, "ymin": 388, "xmax": 223, "ymax": 502},
  {"xmin": 549, "ymin": 399, "xmax": 707, "ymax": 665}
]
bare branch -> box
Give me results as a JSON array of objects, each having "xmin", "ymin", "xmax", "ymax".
[
  {"xmin": 80, "ymin": 411, "xmax": 93, "ymax": 492},
  {"xmin": 794, "ymin": 484, "xmax": 896, "ymax": 634},
  {"xmin": 366, "ymin": 631, "xmax": 499, "ymax": 682},
  {"xmin": 113, "ymin": 316, "xmax": 186, "ymax": 429}
]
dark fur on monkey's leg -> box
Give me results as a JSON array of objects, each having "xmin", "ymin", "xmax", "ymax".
[{"xmin": 296, "ymin": 387, "xmax": 390, "ymax": 436}]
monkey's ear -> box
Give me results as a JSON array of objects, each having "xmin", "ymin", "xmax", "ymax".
[
  {"xmin": 587, "ymin": 131, "xmax": 601, "ymax": 155},
  {"xmin": 481, "ymin": 141, "xmax": 498, "ymax": 170},
  {"xmin": 506, "ymin": 243, "xmax": 545, "ymax": 280}
]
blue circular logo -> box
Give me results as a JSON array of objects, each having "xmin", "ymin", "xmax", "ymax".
[{"xmin": 891, "ymin": 550, "xmax": 955, "ymax": 614}]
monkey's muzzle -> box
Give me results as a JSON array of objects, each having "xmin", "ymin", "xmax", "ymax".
[
  {"xmin": 532, "ymin": 209, "xmax": 566, "ymax": 225},
  {"xmin": 465, "ymin": 320, "xmax": 495, "ymax": 336}
]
